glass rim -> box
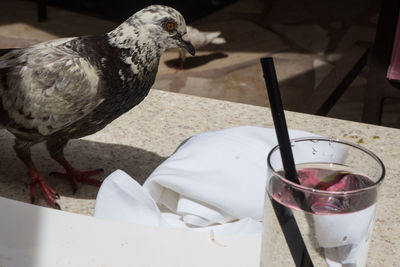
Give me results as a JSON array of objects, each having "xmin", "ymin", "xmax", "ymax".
[{"xmin": 267, "ymin": 137, "xmax": 386, "ymax": 196}]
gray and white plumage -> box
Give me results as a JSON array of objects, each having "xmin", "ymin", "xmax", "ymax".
[
  {"xmin": 0, "ymin": 5, "xmax": 194, "ymax": 140},
  {"xmin": 178, "ymin": 25, "xmax": 226, "ymax": 63},
  {"xmin": 0, "ymin": 5, "xmax": 195, "ymax": 205}
]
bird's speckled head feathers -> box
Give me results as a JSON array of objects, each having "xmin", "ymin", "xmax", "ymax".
[
  {"xmin": 107, "ymin": 5, "xmax": 193, "ymax": 55},
  {"xmin": 128, "ymin": 5, "xmax": 186, "ymax": 34}
]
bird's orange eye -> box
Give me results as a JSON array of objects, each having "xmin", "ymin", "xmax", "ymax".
[{"xmin": 165, "ymin": 21, "xmax": 175, "ymax": 32}]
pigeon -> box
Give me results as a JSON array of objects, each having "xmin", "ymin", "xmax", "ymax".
[
  {"xmin": 0, "ymin": 5, "xmax": 195, "ymax": 208},
  {"xmin": 177, "ymin": 25, "xmax": 225, "ymax": 68}
]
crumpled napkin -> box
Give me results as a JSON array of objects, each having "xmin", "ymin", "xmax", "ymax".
[
  {"xmin": 94, "ymin": 126, "xmax": 317, "ymax": 234},
  {"xmin": 94, "ymin": 126, "xmax": 376, "ymax": 265}
]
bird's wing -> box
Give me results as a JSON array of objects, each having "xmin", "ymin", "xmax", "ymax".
[
  {"xmin": 187, "ymin": 26, "xmax": 225, "ymax": 50},
  {"xmin": 0, "ymin": 39, "xmax": 104, "ymax": 136},
  {"xmin": 186, "ymin": 27, "xmax": 207, "ymax": 49}
]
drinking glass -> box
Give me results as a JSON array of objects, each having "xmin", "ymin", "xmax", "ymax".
[{"xmin": 261, "ymin": 137, "xmax": 385, "ymax": 267}]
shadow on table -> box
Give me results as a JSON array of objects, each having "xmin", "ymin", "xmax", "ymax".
[
  {"xmin": 0, "ymin": 135, "xmax": 166, "ymax": 205},
  {"xmin": 164, "ymin": 52, "xmax": 228, "ymax": 70}
]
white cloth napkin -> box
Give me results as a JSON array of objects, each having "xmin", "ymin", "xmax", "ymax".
[
  {"xmin": 94, "ymin": 126, "xmax": 376, "ymax": 265},
  {"xmin": 94, "ymin": 126, "xmax": 318, "ymax": 234}
]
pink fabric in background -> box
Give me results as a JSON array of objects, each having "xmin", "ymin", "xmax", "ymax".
[{"xmin": 387, "ymin": 12, "xmax": 400, "ymax": 82}]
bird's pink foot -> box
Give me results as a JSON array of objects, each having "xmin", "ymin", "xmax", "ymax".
[
  {"xmin": 50, "ymin": 168, "xmax": 103, "ymax": 193},
  {"xmin": 26, "ymin": 161, "xmax": 60, "ymax": 209},
  {"xmin": 50, "ymin": 158, "xmax": 103, "ymax": 193}
]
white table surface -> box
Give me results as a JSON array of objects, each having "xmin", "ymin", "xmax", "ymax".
[
  {"xmin": 0, "ymin": 89, "xmax": 399, "ymax": 266},
  {"xmin": 0, "ymin": 196, "xmax": 261, "ymax": 267}
]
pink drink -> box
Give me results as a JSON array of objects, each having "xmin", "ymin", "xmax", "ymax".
[{"xmin": 271, "ymin": 165, "xmax": 377, "ymax": 215}]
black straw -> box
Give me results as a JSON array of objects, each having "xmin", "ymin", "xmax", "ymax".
[
  {"xmin": 261, "ymin": 58, "xmax": 311, "ymax": 212},
  {"xmin": 260, "ymin": 57, "xmax": 299, "ymax": 184},
  {"xmin": 261, "ymin": 57, "xmax": 313, "ymax": 267}
]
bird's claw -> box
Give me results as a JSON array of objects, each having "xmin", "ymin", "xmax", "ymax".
[
  {"xmin": 54, "ymin": 202, "xmax": 61, "ymax": 210},
  {"xmin": 29, "ymin": 177, "xmax": 60, "ymax": 208},
  {"xmin": 49, "ymin": 167, "xmax": 103, "ymax": 194}
]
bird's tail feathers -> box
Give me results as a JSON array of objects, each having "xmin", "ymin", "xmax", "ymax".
[
  {"xmin": 0, "ymin": 49, "xmax": 14, "ymax": 57},
  {"xmin": 211, "ymin": 37, "xmax": 226, "ymax": 45},
  {"xmin": 205, "ymin": 32, "xmax": 222, "ymax": 42}
]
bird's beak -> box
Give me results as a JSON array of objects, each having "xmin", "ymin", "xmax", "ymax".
[{"xmin": 177, "ymin": 34, "xmax": 195, "ymax": 56}]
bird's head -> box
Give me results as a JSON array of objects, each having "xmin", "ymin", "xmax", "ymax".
[{"xmin": 108, "ymin": 5, "xmax": 195, "ymax": 56}]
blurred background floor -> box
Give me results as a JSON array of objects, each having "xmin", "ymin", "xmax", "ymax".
[{"xmin": 0, "ymin": 0, "xmax": 399, "ymax": 128}]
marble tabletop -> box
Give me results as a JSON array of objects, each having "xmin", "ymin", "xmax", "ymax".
[{"xmin": 0, "ymin": 89, "xmax": 398, "ymax": 266}]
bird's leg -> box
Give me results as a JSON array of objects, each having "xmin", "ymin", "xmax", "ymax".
[
  {"xmin": 47, "ymin": 138, "xmax": 103, "ymax": 194},
  {"xmin": 176, "ymin": 49, "xmax": 185, "ymax": 70},
  {"xmin": 176, "ymin": 58, "xmax": 185, "ymax": 70},
  {"xmin": 14, "ymin": 139, "xmax": 60, "ymax": 208}
]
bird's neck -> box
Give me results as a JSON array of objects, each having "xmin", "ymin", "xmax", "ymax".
[{"xmin": 106, "ymin": 22, "xmax": 164, "ymax": 69}]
